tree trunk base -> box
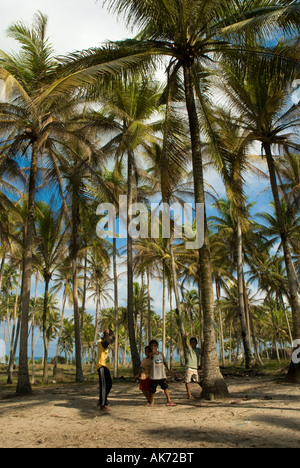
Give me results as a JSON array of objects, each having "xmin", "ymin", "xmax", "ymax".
[
  {"xmin": 287, "ymin": 361, "xmax": 300, "ymax": 383},
  {"xmin": 201, "ymin": 377, "xmax": 230, "ymax": 401},
  {"xmin": 16, "ymin": 380, "xmax": 32, "ymax": 396}
]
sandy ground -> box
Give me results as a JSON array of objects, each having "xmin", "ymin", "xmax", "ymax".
[{"xmin": 0, "ymin": 375, "xmax": 300, "ymax": 448}]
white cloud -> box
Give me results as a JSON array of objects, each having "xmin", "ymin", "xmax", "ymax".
[{"xmin": 0, "ymin": 0, "xmax": 136, "ymax": 55}]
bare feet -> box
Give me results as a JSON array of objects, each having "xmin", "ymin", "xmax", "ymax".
[{"xmin": 100, "ymin": 405, "xmax": 111, "ymax": 413}]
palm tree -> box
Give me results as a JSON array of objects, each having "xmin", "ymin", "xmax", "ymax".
[
  {"xmin": 90, "ymin": 76, "xmax": 163, "ymax": 375},
  {"xmin": 248, "ymin": 248, "xmax": 293, "ymax": 347},
  {"xmin": 34, "ymin": 199, "xmax": 69, "ymax": 383},
  {"xmin": 0, "ymin": 12, "xmax": 104, "ymax": 393},
  {"xmin": 181, "ymin": 290, "xmax": 199, "ymax": 337},
  {"xmin": 52, "ymin": 140, "xmax": 100, "ymax": 382},
  {"xmin": 0, "ymin": 10, "xmax": 136, "ymax": 394},
  {"xmin": 219, "ymin": 48, "xmax": 300, "ymax": 375},
  {"xmin": 147, "ymin": 136, "xmax": 191, "ymax": 357},
  {"xmin": 210, "ymin": 198, "xmax": 257, "ymax": 367},
  {"xmin": 33, "ymin": 293, "xmax": 60, "ymax": 364},
  {"xmin": 0, "ymin": 12, "xmax": 59, "ymax": 394},
  {"xmin": 102, "ymin": 0, "xmax": 300, "ymax": 400},
  {"xmin": 52, "ymin": 258, "xmax": 74, "ymax": 374},
  {"xmin": 59, "ymin": 318, "xmax": 75, "ymax": 364},
  {"xmin": 277, "ymin": 152, "xmax": 300, "ymax": 212},
  {"xmin": 87, "ymin": 161, "xmax": 126, "ymax": 377},
  {"xmin": 81, "ymin": 313, "xmax": 96, "ymax": 364}
]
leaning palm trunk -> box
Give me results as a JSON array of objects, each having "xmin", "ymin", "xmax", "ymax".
[
  {"xmin": 215, "ymin": 281, "xmax": 225, "ymax": 367},
  {"xmin": 127, "ymin": 151, "xmax": 141, "ymax": 375},
  {"xmin": 236, "ymin": 216, "xmax": 254, "ymax": 368},
  {"xmin": 146, "ymin": 267, "xmax": 151, "ymax": 344},
  {"xmin": 243, "ymin": 277, "xmax": 264, "ymax": 367},
  {"xmin": 162, "ymin": 263, "xmax": 166, "ymax": 356},
  {"xmin": 53, "ymin": 286, "xmax": 67, "ymax": 375},
  {"xmin": 16, "ymin": 141, "xmax": 39, "ymax": 395},
  {"xmin": 71, "ymin": 192, "xmax": 84, "ymax": 383},
  {"xmin": 170, "ymin": 241, "xmax": 186, "ymax": 361},
  {"xmin": 183, "ymin": 62, "xmax": 229, "ymax": 399},
  {"xmin": 113, "ymin": 237, "xmax": 119, "ymax": 378},
  {"xmin": 264, "ymin": 143, "xmax": 300, "ymax": 380},
  {"xmin": 42, "ymin": 274, "xmax": 51, "ymax": 384},
  {"xmin": 91, "ymin": 285, "xmax": 100, "ymax": 374},
  {"xmin": 7, "ymin": 270, "xmax": 22, "ymax": 384},
  {"xmin": 0, "ymin": 256, "xmax": 6, "ymax": 294}
]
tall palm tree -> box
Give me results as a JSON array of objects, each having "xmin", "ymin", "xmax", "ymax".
[
  {"xmin": 210, "ymin": 198, "xmax": 257, "ymax": 367},
  {"xmin": 0, "ymin": 12, "xmax": 59, "ymax": 394},
  {"xmin": 0, "ymin": 10, "xmax": 137, "ymax": 394},
  {"xmin": 277, "ymin": 152, "xmax": 300, "ymax": 212},
  {"xmin": 0, "ymin": 12, "xmax": 107, "ymax": 393},
  {"xmin": 34, "ymin": 199, "xmax": 69, "ymax": 383},
  {"xmin": 147, "ymin": 134, "xmax": 191, "ymax": 357},
  {"xmin": 51, "ymin": 140, "xmax": 101, "ymax": 382},
  {"xmin": 219, "ymin": 48, "xmax": 300, "ymax": 377},
  {"xmin": 52, "ymin": 258, "xmax": 77, "ymax": 374},
  {"xmin": 59, "ymin": 318, "xmax": 75, "ymax": 364},
  {"xmin": 89, "ymin": 76, "xmax": 163, "ymax": 374},
  {"xmin": 101, "ymin": 0, "xmax": 300, "ymax": 398},
  {"xmin": 276, "ymin": 152, "xmax": 300, "ymax": 283},
  {"xmin": 87, "ymin": 161, "xmax": 126, "ymax": 377},
  {"xmin": 32, "ymin": 293, "xmax": 60, "ymax": 362}
]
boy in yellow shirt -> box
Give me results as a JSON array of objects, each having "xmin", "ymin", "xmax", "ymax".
[{"xmin": 96, "ymin": 328, "xmax": 115, "ymax": 413}]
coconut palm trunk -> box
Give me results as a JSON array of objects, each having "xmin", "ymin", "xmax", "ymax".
[
  {"xmin": 16, "ymin": 141, "xmax": 39, "ymax": 395},
  {"xmin": 53, "ymin": 285, "xmax": 67, "ymax": 375},
  {"xmin": 236, "ymin": 216, "xmax": 254, "ymax": 368},
  {"xmin": 264, "ymin": 143, "xmax": 300, "ymax": 337},
  {"xmin": 113, "ymin": 237, "xmax": 119, "ymax": 378},
  {"xmin": 71, "ymin": 191, "xmax": 84, "ymax": 383},
  {"xmin": 127, "ymin": 151, "xmax": 141, "ymax": 375},
  {"xmin": 215, "ymin": 280, "xmax": 225, "ymax": 367},
  {"xmin": 42, "ymin": 273, "xmax": 51, "ymax": 383},
  {"xmin": 147, "ymin": 267, "xmax": 151, "ymax": 343},
  {"xmin": 264, "ymin": 142, "xmax": 300, "ymax": 379},
  {"xmin": 0, "ymin": 256, "xmax": 6, "ymax": 294},
  {"xmin": 170, "ymin": 241, "xmax": 186, "ymax": 359},
  {"xmin": 7, "ymin": 272, "xmax": 22, "ymax": 384},
  {"xmin": 162, "ymin": 263, "xmax": 166, "ymax": 356},
  {"xmin": 91, "ymin": 284, "xmax": 101, "ymax": 374},
  {"xmin": 183, "ymin": 61, "xmax": 229, "ymax": 399}
]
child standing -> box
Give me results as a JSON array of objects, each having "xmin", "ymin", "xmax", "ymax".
[
  {"xmin": 184, "ymin": 332, "xmax": 202, "ymax": 399},
  {"xmin": 135, "ymin": 346, "xmax": 152, "ymax": 405},
  {"xmin": 149, "ymin": 340, "xmax": 176, "ymax": 407}
]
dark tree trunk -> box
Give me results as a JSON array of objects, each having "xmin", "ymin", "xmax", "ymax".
[
  {"xmin": 71, "ymin": 190, "xmax": 84, "ymax": 383},
  {"xmin": 264, "ymin": 143, "xmax": 300, "ymax": 381},
  {"xmin": 183, "ymin": 61, "xmax": 229, "ymax": 399},
  {"xmin": 17, "ymin": 141, "xmax": 39, "ymax": 395},
  {"xmin": 127, "ymin": 150, "xmax": 141, "ymax": 375}
]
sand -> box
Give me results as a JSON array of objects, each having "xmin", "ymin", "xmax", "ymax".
[{"xmin": 0, "ymin": 375, "xmax": 300, "ymax": 448}]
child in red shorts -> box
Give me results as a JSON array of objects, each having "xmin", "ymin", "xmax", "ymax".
[{"xmin": 135, "ymin": 346, "xmax": 152, "ymax": 405}]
